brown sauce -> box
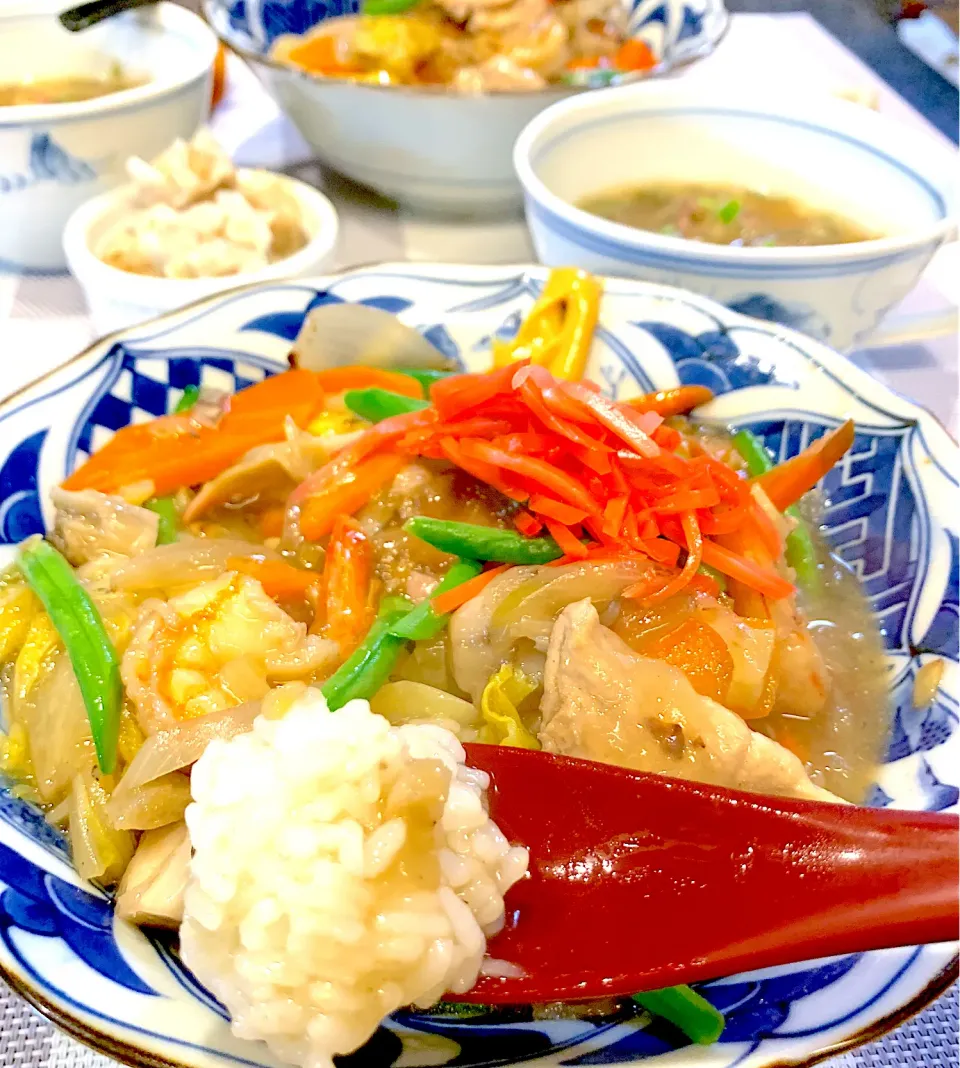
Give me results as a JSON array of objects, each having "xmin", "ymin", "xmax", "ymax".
[{"xmin": 577, "ymin": 182, "xmax": 876, "ymax": 247}]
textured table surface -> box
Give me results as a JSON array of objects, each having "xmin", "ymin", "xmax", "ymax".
[{"xmin": 0, "ymin": 10, "xmax": 956, "ymax": 1067}]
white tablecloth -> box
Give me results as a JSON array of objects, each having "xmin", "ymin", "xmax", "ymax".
[{"xmin": 0, "ymin": 12, "xmax": 956, "ymax": 1068}]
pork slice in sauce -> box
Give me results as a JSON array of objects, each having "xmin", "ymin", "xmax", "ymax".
[{"xmin": 540, "ymin": 599, "xmax": 841, "ymax": 803}]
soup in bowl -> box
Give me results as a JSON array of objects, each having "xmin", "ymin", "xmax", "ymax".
[
  {"xmin": 0, "ymin": 1, "xmax": 217, "ymax": 272},
  {"xmin": 202, "ymin": 0, "xmax": 729, "ymax": 213},
  {"xmin": 514, "ymin": 82, "xmax": 959, "ymax": 350}
]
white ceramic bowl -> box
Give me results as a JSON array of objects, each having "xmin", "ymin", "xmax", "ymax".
[
  {"xmin": 514, "ymin": 82, "xmax": 959, "ymax": 351},
  {"xmin": 0, "ymin": 1, "xmax": 217, "ymax": 273},
  {"xmin": 63, "ymin": 172, "xmax": 340, "ymax": 333},
  {"xmin": 202, "ymin": 0, "xmax": 729, "ymax": 216}
]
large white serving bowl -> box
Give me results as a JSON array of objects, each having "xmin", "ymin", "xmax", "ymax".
[
  {"xmin": 514, "ymin": 82, "xmax": 959, "ymax": 351},
  {"xmin": 0, "ymin": 1, "xmax": 217, "ymax": 273},
  {"xmin": 202, "ymin": 0, "xmax": 729, "ymax": 215}
]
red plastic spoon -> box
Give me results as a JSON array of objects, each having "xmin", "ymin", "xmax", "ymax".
[{"xmin": 461, "ymin": 745, "xmax": 959, "ymax": 1003}]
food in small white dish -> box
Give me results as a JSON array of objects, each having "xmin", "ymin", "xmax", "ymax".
[
  {"xmin": 0, "ymin": 0, "xmax": 217, "ymax": 272},
  {"xmin": 0, "ymin": 62, "xmax": 146, "ymax": 106},
  {"xmin": 94, "ymin": 131, "xmax": 309, "ymax": 279},
  {"xmin": 63, "ymin": 141, "xmax": 340, "ymax": 333}
]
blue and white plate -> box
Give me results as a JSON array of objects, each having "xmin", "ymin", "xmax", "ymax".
[{"xmin": 0, "ymin": 264, "xmax": 956, "ymax": 1068}]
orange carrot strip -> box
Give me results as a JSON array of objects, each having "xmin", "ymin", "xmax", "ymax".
[
  {"xmin": 227, "ymin": 557, "xmax": 318, "ymax": 600},
  {"xmin": 513, "ymin": 509, "xmax": 543, "ymax": 536},
  {"xmin": 299, "ymin": 452, "xmax": 405, "ymax": 541},
  {"xmin": 700, "ymin": 539, "xmax": 795, "ymax": 600},
  {"xmin": 431, "ymin": 563, "xmax": 512, "ymax": 615},
  {"xmin": 528, "ymin": 494, "xmax": 591, "ymax": 525},
  {"xmin": 624, "ymin": 511, "xmax": 702, "ymax": 603},
  {"xmin": 285, "ymin": 33, "xmax": 364, "ymax": 75},
  {"xmin": 614, "ymin": 38, "xmax": 657, "ymax": 71},
  {"xmin": 289, "ymin": 407, "xmax": 434, "ymax": 507},
  {"xmin": 755, "ymin": 419, "xmax": 855, "ymax": 512},
  {"xmin": 544, "ymin": 519, "xmax": 589, "ymax": 559},
  {"xmin": 460, "ymin": 439, "xmax": 600, "ymax": 515},
  {"xmin": 258, "ymin": 506, "xmax": 286, "ymax": 539},
  {"xmin": 313, "ymin": 366, "xmax": 424, "ymax": 399},
  {"xmin": 625, "ymin": 385, "xmax": 714, "ymax": 418},
  {"xmin": 64, "ymin": 370, "xmax": 325, "ymax": 496},
  {"xmin": 748, "ymin": 497, "xmax": 783, "ymax": 560},
  {"xmin": 320, "ymin": 516, "xmax": 373, "ymax": 656}
]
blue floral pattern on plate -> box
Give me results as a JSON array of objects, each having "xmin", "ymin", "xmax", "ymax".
[{"xmin": 0, "ymin": 265, "xmax": 955, "ymax": 1068}]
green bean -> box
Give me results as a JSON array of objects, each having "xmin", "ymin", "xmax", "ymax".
[
  {"xmin": 632, "ymin": 986, "xmax": 725, "ymax": 1045},
  {"xmin": 398, "ymin": 368, "xmax": 451, "ymax": 392},
  {"xmin": 321, "ymin": 596, "xmax": 411, "ymax": 711},
  {"xmin": 698, "ymin": 563, "xmax": 727, "ymax": 593},
  {"xmin": 388, "ymin": 560, "xmax": 484, "ymax": 641},
  {"xmin": 732, "ymin": 429, "xmax": 820, "ymax": 592},
  {"xmin": 17, "ymin": 537, "xmax": 122, "ymax": 775},
  {"xmin": 405, "ymin": 517, "xmax": 563, "ymax": 565},
  {"xmin": 344, "ymin": 388, "xmax": 430, "ymax": 424},
  {"xmin": 362, "ymin": 0, "xmax": 421, "ymax": 12},
  {"xmin": 174, "ymin": 384, "xmax": 200, "ymax": 413},
  {"xmin": 144, "ymin": 497, "xmax": 180, "ymax": 545}
]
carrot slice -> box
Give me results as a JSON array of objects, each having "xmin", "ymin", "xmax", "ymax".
[
  {"xmin": 543, "ymin": 519, "xmax": 588, "ymax": 558},
  {"xmin": 314, "ymin": 366, "xmax": 424, "ymax": 399},
  {"xmin": 289, "ymin": 407, "xmax": 434, "ymax": 507},
  {"xmin": 700, "ymin": 539, "xmax": 795, "ymax": 600},
  {"xmin": 528, "ymin": 495, "xmax": 591, "ymax": 525},
  {"xmin": 299, "ymin": 452, "xmax": 405, "ymax": 541},
  {"xmin": 625, "ymin": 511, "xmax": 702, "ymax": 604},
  {"xmin": 625, "ymin": 385, "xmax": 714, "ymax": 418},
  {"xmin": 513, "ymin": 509, "xmax": 544, "ymax": 536},
  {"xmin": 64, "ymin": 370, "xmax": 325, "ymax": 496},
  {"xmin": 227, "ymin": 557, "xmax": 318, "ymax": 601},
  {"xmin": 258, "ymin": 505, "xmax": 286, "ymax": 539},
  {"xmin": 755, "ymin": 419, "xmax": 855, "ymax": 512},
  {"xmin": 614, "ymin": 38, "xmax": 657, "ymax": 72},
  {"xmin": 431, "ymin": 563, "xmax": 513, "ymax": 614},
  {"xmin": 320, "ymin": 515, "xmax": 373, "ymax": 656},
  {"xmin": 459, "ymin": 440, "xmax": 600, "ymax": 515}
]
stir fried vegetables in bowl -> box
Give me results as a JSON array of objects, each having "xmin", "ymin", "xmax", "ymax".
[
  {"xmin": 201, "ymin": 0, "xmax": 729, "ymax": 212},
  {"xmin": 0, "ymin": 263, "xmax": 954, "ymax": 1068}
]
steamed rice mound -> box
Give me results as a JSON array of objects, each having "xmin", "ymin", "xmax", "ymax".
[{"xmin": 180, "ymin": 689, "xmax": 528, "ymax": 1068}]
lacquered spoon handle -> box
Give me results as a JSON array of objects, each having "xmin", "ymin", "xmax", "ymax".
[
  {"xmin": 60, "ymin": 0, "xmax": 157, "ymax": 33},
  {"xmin": 462, "ymin": 746, "xmax": 959, "ymax": 1003}
]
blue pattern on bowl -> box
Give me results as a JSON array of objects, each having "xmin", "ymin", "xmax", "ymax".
[
  {"xmin": 0, "ymin": 266, "xmax": 954, "ymax": 1068},
  {"xmin": 209, "ymin": 0, "xmax": 728, "ymax": 61}
]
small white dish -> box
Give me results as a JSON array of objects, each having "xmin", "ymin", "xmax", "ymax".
[
  {"xmin": 514, "ymin": 82, "xmax": 959, "ymax": 351},
  {"xmin": 63, "ymin": 171, "xmax": 340, "ymax": 333},
  {"xmin": 0, "ymin": 1, "xmax": 218, "ymax": 274}
]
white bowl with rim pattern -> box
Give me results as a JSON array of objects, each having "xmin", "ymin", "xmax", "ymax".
[
  {"xmin": 202, "ymin": 0, "xmax": 730, "ymax": 215},
  {"xmin": 0, "ymin": 0, "xmax": 217, "ymax": 273},
  {"xmin": 514, "ymin": 82, "xmax": 959, "ymax": 351}
]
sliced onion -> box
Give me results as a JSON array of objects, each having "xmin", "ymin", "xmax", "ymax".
[
  {"xmin": 370, "ymin": 681, "xmax": 479, "ymax": 732},
  {"xmin": 114, "ymin": 701, "xmax": 260, "ymax": 795},
  {"xmin": 106, "ymin": 771, "xmax": 192, "ymax": 831},
  {"xmin": 494, "ymin": 560, "xmax": 661, "ymax": 649},
  {"xmin": 110, "ymin": 538, "xmax": 280, "ymax": 592}
]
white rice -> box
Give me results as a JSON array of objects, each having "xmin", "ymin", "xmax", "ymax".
[{"xmin": 180, "ymin": 689, "xmax": 528, "ymax": 1068}]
